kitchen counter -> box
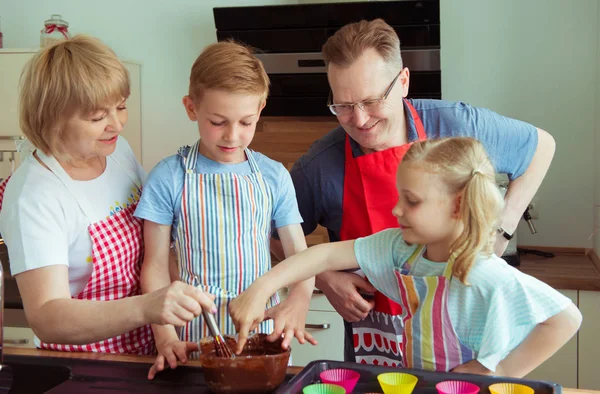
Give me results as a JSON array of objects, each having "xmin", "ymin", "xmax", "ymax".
[
  {"xmin": 0, "ymin": 347, "xmax": 595, "ymax": 394},
  {"xmin": 518, "ymin": 250, "xmax": 600, "ymax": 291}
]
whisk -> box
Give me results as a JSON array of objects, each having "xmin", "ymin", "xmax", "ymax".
[
  {"xmin": 194, "ymin": 277, "xmax": 235, "ymax": 358},
  {"xmin": 202, "ymin": 308, "xmax": 235, "ymax": 358}
]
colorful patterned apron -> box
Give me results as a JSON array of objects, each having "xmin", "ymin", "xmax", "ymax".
[
  {"xmin": 395, "ymin": 245, "xmax": 476, "ymax": 371},
  {"xmin": 0, "ymin": 152, "xmax": 154, "ymax": 354},
  {"xmin": 341, "ymin": 99, "xmax": 426, "ymax": 366},
  {"xmin": 176, "ymin": 141, "xmax": 278, "ymax": 342}
]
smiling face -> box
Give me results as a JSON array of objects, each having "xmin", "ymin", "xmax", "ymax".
[
  {"xmin": 60, "ymin": 98, "xmax": 128, "ymax": 161},
  {"xmin": 327, "ymin": 48, "xmax": 410, "ymax": 153},
  {"xmin": 392, "ymin": 162, "xmax": 460, "ymax": 248},
  {"xmin": 183, "ymin": 89, "xmax": 264, "ymax": 164}
]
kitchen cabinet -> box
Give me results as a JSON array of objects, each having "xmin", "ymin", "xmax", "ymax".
[
  {"xmin": 279, "ymin": 290, "xmax": 345, "ymax": 367},
  {"xmin": 0, "ymin": 49, "xmax": 143, "ymax": 177},
  {"xmin": 578, "ymin": 290, "xmax": 600, "ymax": 389},
  {"xmin": 525, "ymin": 290, "xmax": 578, "ymax": 388}
]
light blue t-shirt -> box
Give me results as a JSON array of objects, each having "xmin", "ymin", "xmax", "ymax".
[
  {"xmin": 134, "ymin": 146, "xmax": 303, "ymax": 240},
  {"xmin": 354, "ymin": 228, "xmax": 572, "ymax": 372}
]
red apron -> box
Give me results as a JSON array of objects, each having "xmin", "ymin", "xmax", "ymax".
[
  {"xmin": 0, "ymin": 152, "xmax": 154, "ymax": 354},
  {"xmin": 340, "ymin": 99, "xmax": 426, "ymax": 366}
]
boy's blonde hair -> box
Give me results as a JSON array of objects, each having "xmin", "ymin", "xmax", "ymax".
[
  {"xmin": 322, "ymin": 18, "xmax": 402, "ymax": 73},
  {"xmin": 19, "ymin": 35, "xmax": 130, "ymax": 156},
  {"xmin": 402, "ymin": 137, "xmax": 505, "ymax": 284},
  {"xmin": 188, "ymin": 40, "xmax": 269, "ymax": 104}
]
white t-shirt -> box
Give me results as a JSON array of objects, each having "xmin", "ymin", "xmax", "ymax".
[{"xmin": 0, "ymin": 137, "xmax": 146, "ymax": 296}]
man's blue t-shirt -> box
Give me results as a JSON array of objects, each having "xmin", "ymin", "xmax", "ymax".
[{"xmin": 291, "ymin": 99, "xmax": 538, "ymax": 242}]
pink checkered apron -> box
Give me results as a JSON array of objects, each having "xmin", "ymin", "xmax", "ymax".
[{"xmin": 0, "ymin": 151, "xmax": 154, "ymax": 354}]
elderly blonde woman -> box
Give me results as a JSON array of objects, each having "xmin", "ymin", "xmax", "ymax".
[{"xmin": 0, "ymin": 35, "xmax": 216, "ymax": 354}]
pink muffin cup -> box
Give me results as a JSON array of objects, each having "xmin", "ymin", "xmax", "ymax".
[
  {"xmin": 436, "ymin": 380, "xmax": 480, "ymax": 394},
  {"xmin": 320, "ymin": 368, "xmax": 361, "ymax": 393}
]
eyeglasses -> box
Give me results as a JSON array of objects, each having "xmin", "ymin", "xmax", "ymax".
[{"xmin": 327, "ymin": 71, "xmax": 402, "ymax": 116}]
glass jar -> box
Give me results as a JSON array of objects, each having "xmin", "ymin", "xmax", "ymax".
[{"xmin": 40, "ymin": 14, "xmax": 71, "ymax": 48}]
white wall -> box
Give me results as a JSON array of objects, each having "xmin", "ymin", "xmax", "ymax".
[
  {"xmin": 0, "ymin": 0, "xmax": 294, "ymax": 171},
  {"xmin": 441, "ymin": 0, "xmax": 599, "ymax": 248},
  {"xmin": 1, "ymin": 1, "xmax": 599, "ymax": 248}
]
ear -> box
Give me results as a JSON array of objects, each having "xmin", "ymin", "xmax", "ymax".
[
  {"xmin": 256, "ymin": 100, "xmax": 267, "ymax": 121},
  {"xmin": 452, "ymin": 193, "xmax": 462, "ymax": 219},
  {"xmin": 400, "ymin": 67, "xmax": 410, "ymax": 98},
  {"xmin": 182, "ymin": 96, "xmax": 198, "ymax": 121}
]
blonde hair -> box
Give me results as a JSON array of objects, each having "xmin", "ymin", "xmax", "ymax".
[
  {"xmin": 19, "ymin": 35, "xmax": 130, "ymax": 156},
  {"xmin": 322, "ymin": 19, "xmax": 402, "ymax": 73},
  {"xmin": 402, "ymin": 137, "xmax": 505, "ymax": 283},
  {"xmin": 188, "ymin": 40, "xmax": 269, "ymax": 104}
]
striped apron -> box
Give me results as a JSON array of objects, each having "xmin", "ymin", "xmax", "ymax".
[
  {"xmin": 394, "ymin": 245, "xmax": 476, "ymax": 371},
  {"xmin": 176, "ymin": 141, "xmax": 278, "ymax": 343}
]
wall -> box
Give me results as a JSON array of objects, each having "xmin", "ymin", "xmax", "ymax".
[
  {"xmin": 441, "ymin": 0, "xmax": 599, "ymax": 248},
  {"xmin": 0, "ymin": 0, "xmax": 294, "ymax": 171}
]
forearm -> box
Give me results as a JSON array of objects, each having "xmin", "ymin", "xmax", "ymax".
[
  {"xmin": 496, "ymin": 304, "xmax": 581, "ymax": 377},
  {"xmin": 141, "ymin": 258, "xmax": 173, "ymax": 294},
  {"xmin": 255, "ymin": 241, "xmax": 357, "ymax": 298},
  {"xmin": 278, "ymin": 223, "xmax": 313, "ymax": 301},
  {"xmin": 30, "ymin": 296, "xmax": 149, "ymax": 345},
  {"xmin": 500, "ymin": 128, "xmax": 555, "ymax": 234}
]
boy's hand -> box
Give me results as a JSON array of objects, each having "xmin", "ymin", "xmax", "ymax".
[
  {"xmin": 265, "ymin": 296, "xmax": 317, "ymax": 350},
  {"xmin": 230, "ymin": 286, "xmax": 270, "ymax": 354},
  {"xmin": 147, "ymin": 339, "xmax": 199, "ymax": 380},
  {"xmin": 145, "ymin": 281, "xmax": 217, "ymax": 326}
]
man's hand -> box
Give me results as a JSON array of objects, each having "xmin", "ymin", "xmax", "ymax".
[{"xmin": 315, "ymin": 271, "xmax": 376, "ymax": 322}]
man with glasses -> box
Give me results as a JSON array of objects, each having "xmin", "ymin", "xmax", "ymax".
[{"xmin": 271, "ymin": 19, "xmax": 555, "ymax": 367}]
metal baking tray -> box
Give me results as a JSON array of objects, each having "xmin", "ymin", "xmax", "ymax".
[{"xmin": 275, "ymin": 360, "xmax": 561, "ymax": 394}]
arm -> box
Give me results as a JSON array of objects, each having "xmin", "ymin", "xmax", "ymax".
[
  {"xmin": 453, "ymin": 303, "xmax": 581, "ymax": 377},
  {"xmin": 141, "ymin": 220, "xmax": 214, "ymax": 379},
  {"xmin": 266, "ymin": 224, "xmax": 317, "ymax": 348},
  {"xmin": 494, "ymin": 128, "xmax": 555, "ymax": 255},
  {"xmin": 17, "ymin": 265, "xmax": 152, "ymax": 344},
  {"xmin": 496, "ymin": 303, "xmax": 581, "ymax": 377},
  {"xmin": 230, "ymin": 240, "xmax": 358, "ymax": 352}
]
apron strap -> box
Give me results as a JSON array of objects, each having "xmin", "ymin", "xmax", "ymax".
[
  {"xmin": 404, "ymin": 99, "xmax": 427, "ymax": 141},
  {"xmin": 35, "ymin": 144, "xmax": 141, "ymax": 223}
]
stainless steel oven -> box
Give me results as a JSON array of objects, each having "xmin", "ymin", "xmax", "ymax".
[{"xmin": 214, "ymin": 1, "xmax": 441, "ymax": 116}]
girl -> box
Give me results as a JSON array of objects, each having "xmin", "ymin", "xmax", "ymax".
[{"xmin": 230, "ymin": 137, "xmax": 581, "ymax": 377}]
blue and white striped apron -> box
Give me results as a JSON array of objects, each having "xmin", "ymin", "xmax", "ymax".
[{"xmin": 176, "ymin": 140, "xmax": 278, "ymax": 343}]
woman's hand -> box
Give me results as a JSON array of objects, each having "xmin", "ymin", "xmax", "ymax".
[
  {"xmin": 144, "ymin": 281, "xmax": 217, "ymax": 326},
  {"xmin": 451, "ymin": 359, "xmax": 494, "ymax": 376},
  {"xmin": 147, "ymin": 339, "xmax": 199, "ymax": 380},
  {"xmin": 265, "ymin": 293, "xmax": 317, "ymax": 350},
  {"xmin": 229, "ymin": 283, "xmax": 270, "ymax": 354}
]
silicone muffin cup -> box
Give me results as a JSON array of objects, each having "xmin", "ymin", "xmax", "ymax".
[
  {"xmin": 377, "ymin": 372, "xmax": 419, "ymax": 394},
  {"xmin": 303, "ymin": 383, "xmax": 347, "ymax": 394},
  {"xmin": 488, "ymin": 383, "xmax": 534, "ymax": 394},
  {"xmin": 436, "ymin": 380, "xmax": 480, "ymax": 394},
  {"xmin": 320, "ymin": 369, "xmax": 361, "ymax": 393}
]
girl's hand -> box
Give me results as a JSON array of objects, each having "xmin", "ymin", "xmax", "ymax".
[
  {"xmin": 230, "ymin": 286, "xmax": 270, "ymax": 354},
  {"xmin": 147, "ymin": 339, "xmax": 199, "ymax": 380},
  {"xmin": 265, "ymin": 296, "xmax": 317, "ymax": 350},
  {"xmin": 451, "ymin": 359, "xmax": 494, "ymax": 376}
]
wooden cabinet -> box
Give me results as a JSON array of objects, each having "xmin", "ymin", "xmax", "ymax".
[
  {"xmin": 525, "ymin": 290, "xmax": 578, "ymax": 388},
  {"xmin": 578, "ymin": 290, "xmax": 600, "ymax": 389}
]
